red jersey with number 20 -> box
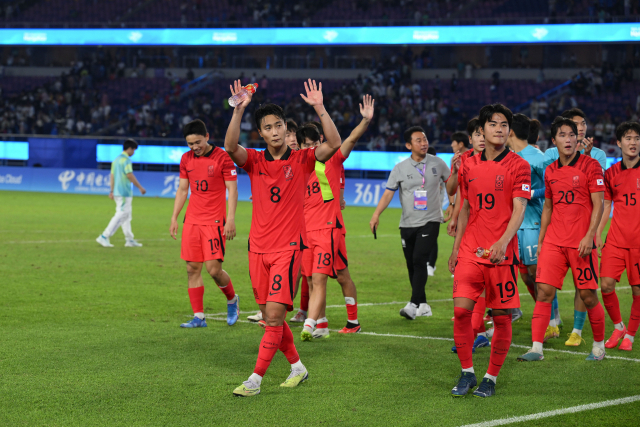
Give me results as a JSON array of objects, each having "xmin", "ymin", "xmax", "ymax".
[
  {"xmin": 304, "ymin": 149, "xmax": 347, "ymax": 232},
  {"xmin": 180, "ymin": 146, "xmax": 237, "ymax": 225},
  {"xmin": 544, "ymin": 153, "xmax": 604, "ymax": 249},
  {"xmin": 241, "ymin": 146, "xmax": 317, "ymax": 253},
  {"xmin": 604, "ymin": 159, "xmax": 640, "ymax": 248},
  {"xmin": 459, "ymin": 149, "xmax": 531, "ymax": 265}
]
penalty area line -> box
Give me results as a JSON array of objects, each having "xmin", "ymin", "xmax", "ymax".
[{"xmin": 457, "ymin": 394, "xmax": 640, "ymax": 427}]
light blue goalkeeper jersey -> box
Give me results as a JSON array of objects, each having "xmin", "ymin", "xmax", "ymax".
[
  {"xmin": 111, "ymin": 151, "xmax": 133, "ymax": 197},
  {"xmin": 543, "ymin": 146, "xmax": 606, "ymax": 171},
  {"xmin": 516, "ymin": 145, "xmax": 545, "ymax": 229}
]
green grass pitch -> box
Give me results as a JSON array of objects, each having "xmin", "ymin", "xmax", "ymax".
[{"xmin": 1, "ymin": 191, "xmax": 639, "ymax": 426}]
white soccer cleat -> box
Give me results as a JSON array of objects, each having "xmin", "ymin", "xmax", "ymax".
[
  {"xmin": 125, "ymin": 240, "xmax": 143, "ymax": 247},
  {"xmin": 247, "ymin": 311, "xmax": 263, "ymax": 322},
  {"xmin": 416, "ymin": 303, "xmax": 432, "ymax": 317},
  {"xmin": 427, "ymin": 265, "xmax": 436, "ymax": 276},
  {"xmin": 312, "ymin": 328, "xmax": 330, "ymax": 339},
  {"xmin": 400, "ymin": 302, "xmax": 417, "ymax": 320},
  {"xmin": 290, "ymin": 310, "xmax": 307, "ymax": 323},
  {"xmin": 96, "ymin": 235, "xmax": 114, "ymax": 247}
]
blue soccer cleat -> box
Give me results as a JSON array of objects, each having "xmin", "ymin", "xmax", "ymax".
[
  {"xmin": 180, "ymin": 316, "xmax": 207, "ymax": 328},
  {"xmin": 451, "ymin": 371, "xmax": 477, "ymax": 397},
  {"xmin": 473, "ymin": 378, "xmax": 496, "ymax": 398},
  {"xmin": 227, "ymin": 295, "xmax": 239, "ymax": 326},
  {"xmin": 452, "ymin": 335, "xmax": 490, "ymax": 353}
]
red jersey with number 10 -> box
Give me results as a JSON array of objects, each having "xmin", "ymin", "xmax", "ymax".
[
  {"xmin": 240, "ymin": 146, "xmax": 317, "ymax": 253},
  {"xmin": 459, "ymin": 149, "xmax": 531, "ymax": 265},
  {"xmin": 544, "ymin": 153, "xmax": 605, "ymax": 248},
  {"xmin": 604, "ymin": 159, "xmax": 640, "ymax": 248},
  {"xmin": 179, "ymin": 146, "xmax": 237, "ymax": 225}
]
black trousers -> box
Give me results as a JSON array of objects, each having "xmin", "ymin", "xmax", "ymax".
[{"xmin": 400, "ymin": 222, "xmax": 441, "ymax": 305}]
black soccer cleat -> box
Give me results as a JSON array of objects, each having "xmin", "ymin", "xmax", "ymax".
[
  {"xmin": 451, "ymin": 371, "xmax": 477, "ymax": 397},
  {"xmin": 472, "ymin": 378, "xmax": 496, "ymax": 398}
]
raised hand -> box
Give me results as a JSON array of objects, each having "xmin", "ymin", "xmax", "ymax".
[
  {"xmin": 300, "ymin": 79, "xmax": 323, "ymax": 107},
  {"xmin": 229, "ymin": 79, "xmax": 252, "ymax": 109},
  {"xmin": 359, "ymin": 94, "xmax": 375, "ymax": 121}
]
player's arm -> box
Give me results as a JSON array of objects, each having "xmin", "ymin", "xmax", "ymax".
[
  {"xmin": 170, "ymin": 178, "xmax": 190, "ymax": 240},
  {"xmin": 126, "ymin": 172, "xmax": 146, "ymax": 195},
  {"xmin": 300, "ymin": 79, "xmax": 340, "ymax": 162},
  {"xmin": 340, "ymin": 188, "xmax": 345, "ymax": 210},
  {"xmin": 224, "ymin": 79, "xmax": 251, "ymax": 167},
  {"xmin": 537, "ymin": 197, "xmax": 553, "ymax": 256},
  {"xmin": 595, "ymin": 199, "xmax": 612, "ymax": 254},
  {"xmin": 487, "ymin": 197, "xmax": 527, "ymax": 264},
  {"xmin": 108, "ymin": 173, "xmax": 114, "ymax": 199},
  {"xmin": 578, "ymin": 191, "xmax": 604, "ymax": 258},
  {"xmin": 447, "ymin": 187, "xmax": 463, "ymax": 237},
  {"xmin": 445, "ymin": 153, "xmax": 461, "ymax": 196},
  {"xmin": 224, "ymin": 180, "xmax": 238, "ymax": 241},
  {"xmin": 448, "ymin": 198, "xmax": 470, "ymax": 273},
  {"xmin": 340, "ymin": 94, "xmax": 374, "ymax": 158},
  {"xmin": 369, "ymin": 189, "xmax": 395, "ymax": 233}
]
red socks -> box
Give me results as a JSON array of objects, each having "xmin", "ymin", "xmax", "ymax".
[
  {"xmin": 487, "ymin": 314, "xmax": 512, "ymax": 377},
  {"xmin": 188, "ymin": 286, "xmax": 204, "ymax": 314},
  {"xmin": 453, "ymin": 307, "xmax": 474, "ymax": 369},
  {"xmin": 532, "ymin": 301, "xmax": 552, "ymax": 343},
  {"xmin": 254, "ymin": 325, "xmax": 283, "ymax": 377},
  {"xmin": 279, "ymin": 322, "xmax": 300, "ymax": 364},
  {"xmin": 602, "ymin": 291, "xmax": 622, "ymax": 324},
  {"xmin": 472, "ymin": 296, "xmax": 486, "ymax": 336},
  {"xmin": 218, "ymin": 279, "xmax": 236, "ymax": 300},
  {"xmin": 346, "ymin": 302, "xmax": 358, "ymax": 322},
  {"xmin": 587, "ymin": 303, "xmax": 606, "ymax": 342},
  {"xmin": 301, "ymin": 277, "xmax": 309, "ymax": 312},
  {"xmin": 629, "ymin": 295, "xmax": 640, "ymax": 336}
]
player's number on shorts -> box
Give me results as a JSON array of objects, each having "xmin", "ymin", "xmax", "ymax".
[
  {"xmin": 476, "ymin": 193, "xmax": 495, "ymax": 210},
  {"xmin": 558, "ymin": 190, "xmax": 574, "ymax": 204},
  {"xmin": 317, "ymin": 253, "xmax": 331, "ymax": 267},
  {"xmin": 208, "ymin": 238, "xmax": 220, "ymax": 254},
  {"xmin": 576, "ymin": 267, "xmax": 593, "ymax": 281},
  {"xmin": 307, "ymin": 182, "xmax": 320, "ymax": 196},
  {"xmin": 270, "ymin": 186, "xmax": 281, "ymax": 203},
  {"xmin": 496, "ymin": 281, "xmax": 516, "ymax": 300},
  {"xmin": 623, "ymin": 193, "xmax": 637, "ymax": 206},
  {"xmin": 272, "ymin": 275, "xmax": 282, "ymax": 291},
  {"xmin": 526, "ymin": 245, "xmax": 538, "ymax": 259},
  {"xmin": 635, "ymin": 263, "xmax": 640, "ymax": 275},
  {"xmin": 194, "ymin": 180, "xmax": 208, "ymax": 192}
]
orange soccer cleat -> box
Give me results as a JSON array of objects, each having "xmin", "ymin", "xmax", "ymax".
[{"xmin": 605, "ymin": 326, "xmax": 627, "ymax": 349}]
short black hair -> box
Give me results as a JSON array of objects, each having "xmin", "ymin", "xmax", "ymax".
[
  {"xmin": 286, "ymin": 119, "xmax": 298, "ymax": 133},
  {"xmin": 527, "ymin": 119, "xmax": 541, "ymax": 145},
  {"xmin": 427, "ymin": 147, "xmax": 436, "ymax": 156},
  {"xmin": 404, "ymin": 126, "xmax": 426, "ymax": 144},
  {"xmin": 307, "ymin": 120, "xmax": 324, "ymax": 137},
  {"xmin": 511, "ymin": 113, "xmax": 530, "ymax": 141},
  {"xmin": 466, "ymin": 117, "xmax": 482, "ymax": 136},
  {"xmin": 296, "ymin": 125, "xmax": 320, "ymax": 146},
  {"xmin": 550, "ymin": 116, "xmax": 578, "ymax": 140},
  {"xmin": 478, "ymin": 103, "xmax": 513, "ymax": 130},
  {"xmin": 123, "ymin": 139, "xmax": 138, "ymax": 150},
  {"xmin": 615, "ymin": 121, "xmax": 640, "ymax": 141},
  {"xmin": 182, "ymin": 119, "xmax": 207, "ymax": 138},
  {"xmin": 451, "ymin": 131, "xmax": 470, "ymax": 148},
  {"xmin": 560, "ymin": 108, "xmax": 587, "ymax": 121},
  {"xmin": 254, "ymin": 103, "xmax": 286, "ymax": 130}
]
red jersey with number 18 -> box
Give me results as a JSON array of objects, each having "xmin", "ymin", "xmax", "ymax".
[
  {"xmin": 544, "ymin": 153, "xmax": 605, "ymax": 248},
  {"xmin": 179, "ymin": 146, "xmax": 237, "ymax": 225},
  {"xmin": 240, "ymin": 146, "xmax": 317, "ymax": 253},
  {"xmin": 604, "ymin": 159, "xmax": 640, "ymax": 248},
  {"xmin": 459, "ymin": 149, "xmax": 531, "ymax": 265},
  {"xmin": 304, "ymin": 149, "xmax": 347, "ymax": 232}
]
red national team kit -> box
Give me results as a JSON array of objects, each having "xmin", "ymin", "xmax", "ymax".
[
  {"xmin": 241, "ymin": 146, "xmax": 317, "ymax": 310},
  {"xmin": 536, "ymin": 153, "xmax": 605, "ymax": 289},
  {"xmin": 179, "ymin": 146, "xmax": 238, "ymax": 262}
]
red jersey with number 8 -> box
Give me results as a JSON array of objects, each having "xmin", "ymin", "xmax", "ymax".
[
  {"xmin": 459, "ymin": 149, "xmax": 531, "ymax": 265},
  {"xmin": 544, "ymin": 153, "xmax": 604, "ymax": 249},
  {"xmin": 604, "ymin": 159, "xmax": 640, "ymax": 248},
  {"xmin": 240, "ymin": 146, "xmax": 317, "ymax": 253}
]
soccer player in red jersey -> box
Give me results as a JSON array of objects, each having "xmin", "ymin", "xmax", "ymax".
[
  {"xmin": 285, "ymin": 119, "xmax": 300, "ymax": 150},
  {"xmin": 518, "ymin": 117, "xmax": 606, "ymax": 362},
  {"xmin": 448, "ymin": 104, "xmax": 531, "ymax": 398},
  {"xmin": 596, "ymin": 121, "xmax": 640, "ymax": 351},
  {"xmin": 225, "ymin": 79, "xmax": 342, "ymax": 397},
  {"xmin": 170, "ymin": 120, "xmax": 240, "ymax": 328}
]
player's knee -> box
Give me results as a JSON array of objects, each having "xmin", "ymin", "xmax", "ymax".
[
  {"xmin": 600, "ymin": 278, "xmax": 616, "ymax": 294},
  {"xmin": 580, "ymin": 290, "xmax": 598, "ymax": 308},
  {"xmin": 186, "ymin": 263, "xmax": 202, "ymax": 276},
  {"xmin": 536, "ymin": 284, "xmax": 555, "ymax": 302}
]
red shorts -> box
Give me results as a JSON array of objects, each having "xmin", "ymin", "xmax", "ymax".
[
  {"xmin": 536, "ymin": 242, "xmax": 598, "ymax": 290},
  {"xmin": 249, "ymin": 250, "xmax": 302, "ymax": 311},
  {"xmin": 181, "ymin": 223, "xmax": 225, "ymax": 262},
  {"xmin": 600, "ymin": 244, "xmax": 640, "ymax": 286},
  {"xmin": 301, "ymin": 228, "xmax": 348, "ymax": 278},
  {"xmin": 453, "ymin": 257, "xmax": 521, "ymax": 309}
]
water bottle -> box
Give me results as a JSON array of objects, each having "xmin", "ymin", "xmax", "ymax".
[
  {"xmin": 475, "ymin": 247, "xmax": 507, "ymax": 261},
  {"xmin": 228, "ymin": 83, "xmax": 258, "ymax": 107}
]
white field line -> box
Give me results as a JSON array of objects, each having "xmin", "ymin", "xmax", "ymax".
[
  {"xmin": 458, "ymin": 395, "xmax": 640, "ymax": 427},
  {"xmin": 203, "ymin": 317, "xmax": 640, "ymax": 363}
]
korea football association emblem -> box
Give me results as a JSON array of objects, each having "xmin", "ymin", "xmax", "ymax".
[
  {"xmin": 495, "ymin": 175, "xmax": 504, "ymax": 191},
  {"xmin": 208, "ymin": 165, "xmax": 214, "ymax": 177},
  {"xmin": 573, "ymin": 176, "xmax": 580, "ymax": 188},
  {"xmin": 283, "ymin": 165, "xmax": 293, "ymax": 181}
]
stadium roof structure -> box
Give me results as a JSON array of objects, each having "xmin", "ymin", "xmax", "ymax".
[{"xmin": 1, "ymin": 23, "xmax": 640, "ymax": 46}]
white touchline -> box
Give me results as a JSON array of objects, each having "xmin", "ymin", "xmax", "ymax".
[
  {"xmin": 457, "ymin": 394, "xmax": 640, "ymax": 427},
  {"xmin": 3, "ymin": 238, "xmax": 178, "ymax": 244}
]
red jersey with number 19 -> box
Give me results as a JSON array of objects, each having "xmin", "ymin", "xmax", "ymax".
[
  {"xmin": 544, "ymin": 153, "xmax": 605, "ymax": 248},
  {"xmin": 459, "ymin": 149, "xmax": 531, "ymax": 265},
  {"xmin": 179, "ymin": 146, "xmax": 237, "ymax": 225},
  {"xmin": 604, "ymin": 159, "xmax": 640, "ymax": 248},
  {"xmin": 240, "ymin": 146, "xmax": 317, "ymax": 253}
]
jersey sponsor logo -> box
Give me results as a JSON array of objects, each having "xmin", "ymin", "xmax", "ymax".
[
  {"xmin": 283, "ymin": 165, "xmax": 293, "ymax": 181},
  {"xmin": 187, "ymin": 169, "xmax": 195, "ymax": 172},
  {"xmin": 208, "ymin": 165, "xmax": 214, "ymax": 177},
  {"xmin": 469, "ymin": 177, "xmax": 478, "ymax": 182},
  {"xmin": 230, "ymin": 170, "xmax": 237, "ymax": 176},
  {"xmin": 407, "ymin": 174, "xmax": 413, "ymax": 179},
  {"xmin": 290, "ymin": 242, "xmax": 297, "ymax": 246},
  {"xmin": 259, "ymin": 171, "xmax": 267, "ymax": 175},
  {"xmin": 522, "ymin": 184, "xmax": 530, "ymax": 191},
  {"xmin": 596, "ymin": 179, "xmax": 603, "ymax": 186},
  {"xmin": 573, "ymin": 176, "xmax": 580, "ymax": 188},
  {"xmin": 615, "ymin": 183, "xmax": 623, "ymax": 187},
  {"xmin": 495, "ymin": 175, "xmax": 504, "ymax": 191}
]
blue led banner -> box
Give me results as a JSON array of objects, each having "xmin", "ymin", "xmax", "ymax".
[
  {"xmin": 0, "ymin": 141, "xmax": 29, "ymax": 160},
  {"xmin": 1, "ymin": 23, "xmax": 640, "ymax": 46}
]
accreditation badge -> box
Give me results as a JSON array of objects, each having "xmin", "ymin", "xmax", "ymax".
[{"xmin": 413, "ymin": 190, "xmax": 427, "ymax": 210}]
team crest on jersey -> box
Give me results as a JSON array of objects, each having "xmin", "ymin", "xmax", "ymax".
[
  {"xmin": 208, "ymin": 165, "xmax": 214, "ymax": 177},
  {"xmin": 573, "ymin": 176, "xmax": 580, "ymax": 188},
  {"xmin": 283, "ymin": 165, "xmax": 293, "ymax": 181},
  {"xmin": 495, "ymin": 175, "xmax": 504, "ymax": 191}
]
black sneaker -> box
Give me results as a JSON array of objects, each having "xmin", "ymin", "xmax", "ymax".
[
  {"xmin": 472, "ymin": 378, "xmax": 496, "ymax": 398},
  {"xmin": 451, "ymin": 371, "xmax": 477, "ymax": 397}
]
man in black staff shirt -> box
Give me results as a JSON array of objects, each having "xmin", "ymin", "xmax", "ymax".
[{"xmin": 370, "ymin": 126, "xmax": 451, "ymax": 319}]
